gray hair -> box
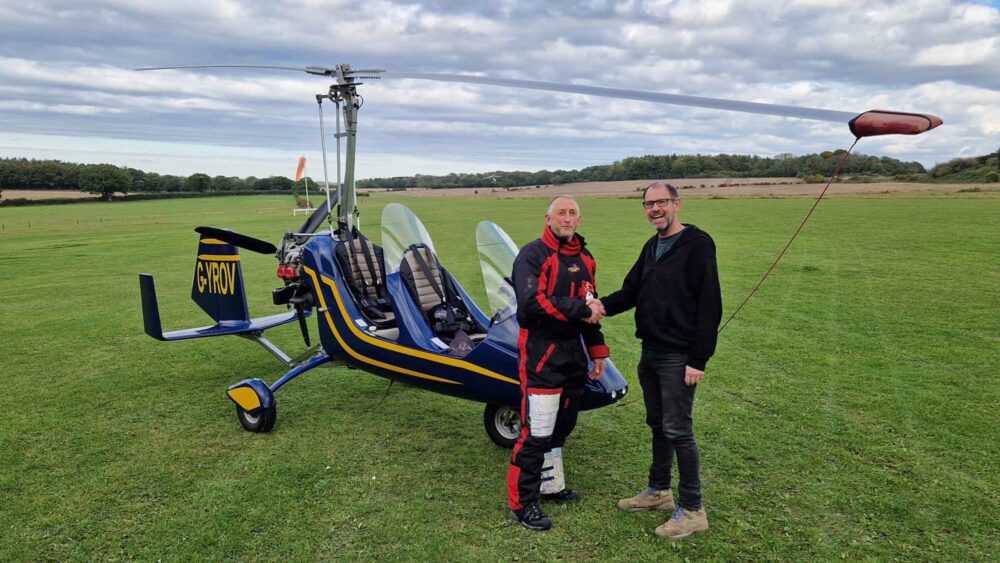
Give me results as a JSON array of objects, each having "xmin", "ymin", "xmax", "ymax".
[{"xmin": 547, "ymin": 194, "xmax": 579, "ymax": 215}]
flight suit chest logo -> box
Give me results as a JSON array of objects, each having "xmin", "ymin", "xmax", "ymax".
[{"xmin": 552, "ymin": 254, "xmax": 591, "ymax": 297}]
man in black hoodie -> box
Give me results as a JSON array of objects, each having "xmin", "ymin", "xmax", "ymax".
[{"xmin": 597, "ymin": 182, "xmax": 722, "ymax": 540}]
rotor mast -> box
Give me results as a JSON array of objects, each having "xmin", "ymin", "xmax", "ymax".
[{"xmin": 315, "ymin": 64, "xmax": 362, "ymax": 233}]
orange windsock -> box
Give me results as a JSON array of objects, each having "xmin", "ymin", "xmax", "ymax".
[
  {"xmin": 294, "ymin": 156, "xmax": 306, "ymax": 181},
  {"xmin": 849, "ymin": 110, "xmax": 943, "ymax": 138}
]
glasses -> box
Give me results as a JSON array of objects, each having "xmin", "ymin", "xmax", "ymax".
[{"xmin": 642, "ymin": 198, "xmax": 675, "ymax": 209}]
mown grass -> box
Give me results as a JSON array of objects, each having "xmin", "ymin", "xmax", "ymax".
[{"xmin": 1, "ymin": 194, "xmax": 997, "ymax": 561}]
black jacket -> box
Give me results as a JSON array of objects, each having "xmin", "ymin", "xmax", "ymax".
[
  {"xmin": 602, "ymin": 225, "xmax": 721, "ymax": 370},
  {"xmin": 513, "ymin": 227, "xmax": 609, "ymax": 359}
]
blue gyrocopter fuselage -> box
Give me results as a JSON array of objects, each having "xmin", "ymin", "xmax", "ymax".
[{"xmin": 139, "ymin": 203, "xmax": 628, "ymax": 446}]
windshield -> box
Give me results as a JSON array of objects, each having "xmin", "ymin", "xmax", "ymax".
[
  {"xmin": 381, "ymin": 203, "xmax": 436, "ymax": 274},
  {"xmin": 476, "ymin": 220, "xmax": 519, "ymax": 321}
]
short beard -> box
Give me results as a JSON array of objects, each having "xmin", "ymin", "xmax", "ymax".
[{"xmin": 653, "ymin": 217, "xmax": 673, "ymax": 234}]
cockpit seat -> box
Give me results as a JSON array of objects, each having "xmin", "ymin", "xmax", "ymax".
[
  {"xmin": 399, "ymin": 244, "xmax": 484, "ymax": 342},
  {"xmin": 334, "ymin": 231, "xmax": 395, "ymax": 328}
]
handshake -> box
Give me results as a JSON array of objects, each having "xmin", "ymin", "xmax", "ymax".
[{"xmin": 585, "ymin": 298, "xmax": 605, "ymax": 324}]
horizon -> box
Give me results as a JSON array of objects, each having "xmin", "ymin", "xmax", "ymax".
[{"xmin": 1, "ymin": 148, "xmax": 957, "ymax": 184}]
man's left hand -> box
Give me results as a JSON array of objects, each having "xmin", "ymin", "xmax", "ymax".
[
  {"xmin": 588, "ymin": 358, "xmax": 606, "ymax": 380},
  {"xmin": 684, "ymin": 365, "xmax": 705, "ymax": 386}
]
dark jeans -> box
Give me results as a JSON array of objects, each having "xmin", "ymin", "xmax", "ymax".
[{"xmin": 638, "ymin": 348, "xmax": 702, "ymax": 510}]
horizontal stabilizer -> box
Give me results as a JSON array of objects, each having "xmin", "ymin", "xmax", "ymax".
[{"xmin": 140, "ymin": 273, "xmax": 308, "ymax": 341}]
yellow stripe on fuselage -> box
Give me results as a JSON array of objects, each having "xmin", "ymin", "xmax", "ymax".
[
  {"xmin": 302, "ymin": 266, "xmax": 460, "ymax": 385},
  {"xmin": 200, "ymin": 238, "xmax": 230, "ymax": 245},
  {"xmin": 303, "ymin": 265, "xmax": 517, "ymax": 386},
  {"xmin": 197, "ymin": 254, "xmax": 240, "ymax": 262}
]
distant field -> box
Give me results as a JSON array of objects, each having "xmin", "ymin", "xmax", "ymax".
[
  {"xmin": 2, "ymin": 189, "xmax": 96, "ymax": 200},
  {"xmin": 6, "ymin": 178, "xmax": 999, "ymax": 204},
  {"xmin": 370, "ymin": 178, "xmax": 1000, "ymax": 198},
  {"xmin": 1, "ymin": 195, "xmax": 997, "ymax": 560}
]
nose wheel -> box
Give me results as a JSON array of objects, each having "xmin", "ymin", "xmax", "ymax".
[
  {"xmin": 228, "ymin": 378, "xmax": 277, "ymax": 433},
  {"xmin": 236, "ymin": 404, "xmax": 277, "ymax": 433},
  {"xmin": 484, "ymin": 403, "xmax": 520, "ymax": 448}
]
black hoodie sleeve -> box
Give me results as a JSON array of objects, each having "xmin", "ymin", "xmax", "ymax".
[
  {"xmin": 581, "ymin": 256, "xmax": 609, "ymax": 358},
  {"xmin": 688, "ymin": 236, "xmax": 722, "ymax": 370}
]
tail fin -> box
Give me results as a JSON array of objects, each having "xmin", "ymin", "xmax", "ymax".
[
  {"xmin": 191, "ymin": 234, "xmax": 250, "ymax": 323},
  {"xmin": 140, "ymin": 230, "xmax": 306, "ymax": 342}
]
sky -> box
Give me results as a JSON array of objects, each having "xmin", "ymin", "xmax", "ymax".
[{"xmin": 0, "ymin": 0, "xmax": 998, "ymax": 180}]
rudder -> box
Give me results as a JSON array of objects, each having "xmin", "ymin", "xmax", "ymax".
[{"xmin": 191, "ymin": 234, "xmax": 250, "ymax": 323}]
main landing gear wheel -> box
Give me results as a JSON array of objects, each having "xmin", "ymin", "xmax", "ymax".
[
  {"xmin": 484, "ymin": 403, "xmax": 521, "ymax": 449},
  {"xmin": 236, "ymin": 404, "xmax": 277, "ymax": 433}
]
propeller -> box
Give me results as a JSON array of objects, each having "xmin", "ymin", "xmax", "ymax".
[
  {"xmin": 195, "ymin": 226, "xmax": 277, "ymax": 255},
  {"xmin": 136, "ymin": 64, "xmax": 942, "ymax": 136}
]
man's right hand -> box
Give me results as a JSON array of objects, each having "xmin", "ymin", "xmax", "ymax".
[{"xmin": 585, "ymin": 298, "xmax": 605, "ymax": 323}]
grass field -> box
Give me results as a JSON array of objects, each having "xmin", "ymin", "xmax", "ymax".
[{"xmin": 1, "ymin": 194, "xmax": 997, "ymax": 560}]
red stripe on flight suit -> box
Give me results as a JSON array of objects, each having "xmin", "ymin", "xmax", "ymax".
[
  {"xmin": 534, "ymin": 343, "xmax": 556, "ymax": 374},
  {"xmin": 588, "ymin": 344, "xmax": 610, "ymax": 359},
  {"xmin": 509, "ymin": 328, "xmax": 532, "ymax": 509},
  {"xmin": 511, "ymin": 328, "xmax": 530, "ymax": 463},
  {"xmin": 536, "ymin": 253, "xmax": 568, "ymax": 321},
  {"xmin": 507, "ymin": 462, "xmax": 525, "ymax": 509},
  {"xmin": 508, "ymin": 416, "xmax": 531, "ymax": 509},
  {"xmin": 516, "ymin": 328, "xmax": 529, "ymax": 425},
  {"xmin": 526, "ymin": 387, "xmax": 563, "ymax": 395}
]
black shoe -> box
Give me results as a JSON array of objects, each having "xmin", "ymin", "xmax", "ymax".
[
  {"xmin": 541, "ymin": 489, "xmax": 579, "ymax": 502},
  {"xmin": 511, "ymin": 503, "xmax": 552, "ymax": 531}
]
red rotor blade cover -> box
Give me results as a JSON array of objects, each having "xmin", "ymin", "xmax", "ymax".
[{"xmin": 849, "ymin": 110, "xmax": 943, "ymax": 138}]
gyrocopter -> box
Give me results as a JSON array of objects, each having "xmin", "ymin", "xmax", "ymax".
[{"xmin": 136, "ymin": 63, "xmax": 941, "ymax": 446}]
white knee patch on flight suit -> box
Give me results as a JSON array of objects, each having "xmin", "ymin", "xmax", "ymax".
[
  {"xmin": 528, "ymin": 393, "xmax": 560, "ymax": 437},
  {"xmin": 540, "ymin": 447, "xmax": 566, "ymax": 494}
]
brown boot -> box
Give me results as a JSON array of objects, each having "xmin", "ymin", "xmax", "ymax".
[
  {"xmin": 655, "ymin": 506, "xmax": 709, "ymax": 539},
  {"xmin": 617, "ymin": 487, "xmax": 675, "ymax": 512}
]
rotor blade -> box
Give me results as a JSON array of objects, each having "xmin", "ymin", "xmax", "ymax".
[
  {"xmin": 135, "ymin": 65, "xmax": 941, "ymax": 132},
  {"xmin": 133, "ymin": 64, "xmax": 858, "ymax": 121},
  {"xmin": 383, "ymin": 71, "xmax": 860, "ymax": 124},
  {"xmin": 195, "ymin": 226, "xmax": 277, "ymax": 255},
  {"xmin": 136, "ymin": 64, "xmax": 331, "ymax": 76}
]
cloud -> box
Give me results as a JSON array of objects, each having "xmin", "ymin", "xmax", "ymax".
[
  {"xmin": 914, "ymin": 37, "xmax": 998, "ymax": 65},
  {"xmin": 0, "ymin": 100, "xmax": 124, "ymax": 116},
  {"xmin": 0, "ymin": 0, "xmax": 997, "ymax": 179}
]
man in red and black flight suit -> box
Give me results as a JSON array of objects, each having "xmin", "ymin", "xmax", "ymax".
[{"xmin": 507, "ymin": 195, "xmax": 609, "ymax": 531}]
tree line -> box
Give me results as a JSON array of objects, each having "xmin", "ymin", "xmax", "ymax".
[
  {"xmin": 356, "ymin": 151, "xmax": 928, "ymax": 190},
  {"xmin": 926, "ymin": 148, "xmax": 1000, "ymax": 183},
  {"xmin": 7, "ymin": 149, "xmax": 990, "ymax": 201},
  {"xmin": 0, "ymin": 158, "xmax": 312, "ymax": 200}
]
